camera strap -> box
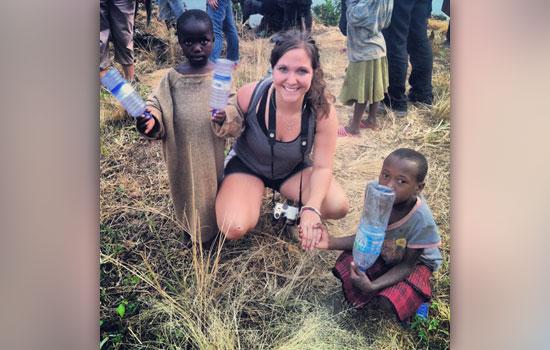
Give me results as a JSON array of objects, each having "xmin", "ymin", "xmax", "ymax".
[{"xmin": 264, "ymin": 87, "xmax": 311, "ymax": 211}]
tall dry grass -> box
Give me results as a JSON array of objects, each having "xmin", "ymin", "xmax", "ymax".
[{"xmin": 100, "ymin": 11, "xmax": 451, "ymax": 349}]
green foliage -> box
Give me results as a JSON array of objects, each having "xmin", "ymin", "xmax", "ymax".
[
  {"xmin": 117, "ymin": 300, "xmax": 128, "ymax": 318},
  {"xmin": 99, "ymin": 336, "xmax": 109, "ymax": 349},
  {"xmin": 100, "ymin": 88, "xmax": 110, "ymax": 101},
  {"xmin": 232, "ymin": 2, "xmax": 243, "ymax": 24},
  {"xmin": 409, "ymin": 302, "xmax": 450, "ymax": 349},
  {"xmin": 312, "ymin": 0, "xmax": 341, "ymax": 27}
]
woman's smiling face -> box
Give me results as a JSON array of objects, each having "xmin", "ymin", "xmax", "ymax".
[{"xmin": 272, "ymin": 47, "xmax": 313, "ymax": 104}]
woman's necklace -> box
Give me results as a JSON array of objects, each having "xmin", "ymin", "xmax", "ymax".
[
  {"xmin": 281, "ymin": 115, "xmax": 297, "ymax": 130},
  {"xmin": 271, "ymin": 90, "xmax": 305, "ymax": 131}
]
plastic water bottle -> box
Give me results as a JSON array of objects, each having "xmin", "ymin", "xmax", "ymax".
[
  {"xmin": 209, "ymin": 59, "xmax": 234, "ymax": 115},
  {"xmin": 352, "ymin": 181, "xmax": 395, "ymax": 272},
  {"xmin": 353, "ymin": 225, "xmax": 385, "ymax": 271},
  {"xmin": 101, "ymin": 68, "xmax": 149, "ymax": 118}
]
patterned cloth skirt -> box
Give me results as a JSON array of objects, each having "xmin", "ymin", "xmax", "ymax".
[
  {"xmin": 332, "ymin": 251, "xmax": 433, "ymax": 321},
  {"xmin": 338, "ymin": 56, "xmax": 389, "ymax": 105}
]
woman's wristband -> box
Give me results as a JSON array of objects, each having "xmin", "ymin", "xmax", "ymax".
[{"xmin": 300, "ymin": 206, "xmax": 322, "ymax": 219}]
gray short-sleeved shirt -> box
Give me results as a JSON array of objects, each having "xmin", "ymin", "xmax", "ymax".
[{"xmin": 380, "ymin": 193, "xmax": 443, "ymax": 271}]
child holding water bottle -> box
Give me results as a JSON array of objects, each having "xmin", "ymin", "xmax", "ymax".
[
  {"xmin": 136, "ymin": 10, "xmax": 243, "ymax": 243},
  {"xmin": 310, "ymin": 148, "xmax": 442, "ymax": 322}
]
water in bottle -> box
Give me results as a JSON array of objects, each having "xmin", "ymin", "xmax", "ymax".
[
  {"xmin": 352, "ymin": 181, "xmax": 395, "ymax": 271},
  {"xmin": 101, "ymin": 68, "xmax": 149, "ymax": 118},
  {"xmin": 353, "ymin": 224, "xmax": 385, "ymax": 272},
  {"xmin": 209, "ymin": 59, "xmax": 234, "ymax": 114}
]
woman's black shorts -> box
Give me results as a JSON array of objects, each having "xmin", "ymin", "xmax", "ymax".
[{"xmin": 223, "ymin": 155, "xmax": 312, "ymax": 192}]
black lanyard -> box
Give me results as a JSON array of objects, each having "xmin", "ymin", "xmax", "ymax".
[{"xmin": 257, "ymin": 85, "xmax": 311, "ymax": 209}]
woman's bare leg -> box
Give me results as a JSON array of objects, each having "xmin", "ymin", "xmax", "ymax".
[{"xmin": 215, "ymin": 173, "xmax": 265, "ymax": 240}]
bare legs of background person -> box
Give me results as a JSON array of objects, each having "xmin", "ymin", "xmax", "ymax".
[
  {"xmin": 345, "ymin": 102, "xmax": 367, "ymax": 135},
  {"xmin": 99, "ymin": 63, "xmax": 135, "ymax": 83},
  {"xmin": 360, "ymin": 101, "xmax": 379, "ymax": 131}
]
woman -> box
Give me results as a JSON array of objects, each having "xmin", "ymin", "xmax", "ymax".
[{"xmin": 213, "ymin": 30, "xmax": 349, "ymax": 251}]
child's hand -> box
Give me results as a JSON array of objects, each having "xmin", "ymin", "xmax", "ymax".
[
  {"xmin": 136, "ymin": 109, "xmax": 155, "ymax": 134},
  {"xmin": 350, "ymin": 261, "xmax": 377, "ymax": 293},
  {"xmin": 210, "ymin": 109, "xmax": 226, "ymax": 125},
  {"xmin": 207, "ymin": 0, "xmax": 218, "ymax": 10},
  {"xmin": 307, "ymin": 222, "xmax": 329, "ymax": 249}
]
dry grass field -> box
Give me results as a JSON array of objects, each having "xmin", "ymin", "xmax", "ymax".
[{"xmin": 100, "ymin": 10, "xmax": 450, "ymax": 350}]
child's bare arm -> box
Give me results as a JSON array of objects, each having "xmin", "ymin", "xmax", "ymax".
[
  {"xmin": 350, "ymin": 247, "xmax": 424, "ymax": 293},
  {"xmin": 309, "ymin": 223, "xmax": 355, "ymax": 250}
]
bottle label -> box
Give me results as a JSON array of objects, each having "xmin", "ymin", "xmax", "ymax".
[
  {"xmin": 354, "ymin": 226, "xmax": 384, "ymax": 254},
  {"xmin": 117, "ymin": 83, "xmax": 134, "ymax": 100},
  {"xmin": 212, "ymin": 74, "xmax": 231, "ymax": 91}
]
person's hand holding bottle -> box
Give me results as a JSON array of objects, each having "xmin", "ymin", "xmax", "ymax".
[
  {"xmin": 210, "ymin": 108, "xmax": 226, "ymax": 125},
  {"xmin": 136, "ymin": 108, "xmax": 157, "ymax": 135}
]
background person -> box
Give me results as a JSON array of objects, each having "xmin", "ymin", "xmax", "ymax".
[
  {"xmin": 207, "ymin": 0, "xmax": 240, "ymax": 65},
  {"xmin": 337, "ymin": 0, "xmax": 393, "ymax": 137},
  {"xmin": 100, "ymin": 0, "xmax": 138, "ymax": 82},
  {"xmin": 380, "ymin": 0, "xmax": 434, "ymax": 117}
]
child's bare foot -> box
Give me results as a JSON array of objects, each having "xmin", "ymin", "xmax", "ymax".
[
  {"xmin": 337, "ymin": 125, "xmax": 361, "ymax": 138},
  {"xmin": 359, "ymin": 119, "xmax": 379, "ymax": 131}
]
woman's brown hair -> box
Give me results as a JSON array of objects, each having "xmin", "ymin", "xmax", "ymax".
[{"xmin": 270, "ymin": 30, "xmax": 335, "ymax": 119}]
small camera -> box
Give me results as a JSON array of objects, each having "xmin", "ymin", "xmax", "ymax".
[{"xmin": 273, "ymin": 202, "xmax": 299, "ymax": 225}]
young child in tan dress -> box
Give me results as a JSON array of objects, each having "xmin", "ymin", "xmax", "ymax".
[{"xmin": 135, "ymin": 10, "xmax": 242, "ymax": 243}]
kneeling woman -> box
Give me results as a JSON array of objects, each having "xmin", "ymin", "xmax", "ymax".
[{"xmin": 213, "ymin": 30, "xmax": 349, "ymax": 250}]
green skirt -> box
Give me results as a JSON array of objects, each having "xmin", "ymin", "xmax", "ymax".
[{"xmin": 338, "ymin": 57, "xmax": 389, "ymax": 105}]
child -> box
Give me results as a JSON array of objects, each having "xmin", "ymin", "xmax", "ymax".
[
  {"xmin": 311, "ymin": 148, "xmax": 442, "ymax": 322},
  {"xmin": 337, "ymin": 0, "xmax": 393, "ymax": 137},
  {"xmin": 135, "ymin": 10, "xmax": 243, "ymax": 243}
]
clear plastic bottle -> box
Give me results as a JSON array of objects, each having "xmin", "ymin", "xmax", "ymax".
[
  {"xmin": 352, "ymin": 181, "xmax": 395, "ymax": 272},
  {"xmin": 101, "ymin": 68, "xmax": 147, "ymax": 117},
  {"xmin": 209, "ymin": 59, "xmax": 234, "ymax": 114}
]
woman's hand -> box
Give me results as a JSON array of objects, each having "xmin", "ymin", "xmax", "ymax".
[
  {"xmin": 313, "ymin": 222, "xmax": 330, "ymax": 249},
  {"xmin": 299, "ymin": 222, "xmax": 329, "ymax": 250},
  {"xmin": 297, "ymin": 210, "xmax": 322, "ymax": 251},
  {"xmin": 210, "ymin": 108, "xmax": 226, "ymax": 125},
  {"xmin": 350, "ymin": 261, "xmax": 377, "ymax": 293},
  {"xmin": 136, "ymin": 108, "xmax": 155, "ymax": 134}
]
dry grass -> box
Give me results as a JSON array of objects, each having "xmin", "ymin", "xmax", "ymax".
[{"xmin": 100, "ymin": 13, "xmax": 451, "ymax": 350}]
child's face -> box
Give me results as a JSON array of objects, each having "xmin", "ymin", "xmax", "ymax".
[
  {"xmin": 178, "ymin": 19, "xmax": 214, "ymax": 67},
  {"xmin": 272, "ymin": 48, "xmax": 313, "ymax": 104},
  {"xmin": 378, "ymin": 155, "xmax": 425, "ymax": 205}
]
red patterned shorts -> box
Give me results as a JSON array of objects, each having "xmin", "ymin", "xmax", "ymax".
[{"xmin": 333, "ymin": 251, "xmax": 433, "ymax": 321}]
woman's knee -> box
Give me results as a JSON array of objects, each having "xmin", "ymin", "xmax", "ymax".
[
  {"xmin": 216, "ymin": 216, "xmax": 257, "ymax": 240},
  {"xmin": 322, "ymin": 192, "xmax": 349, "ymax": 219},
  {"xmin": 333, "ymin": 195, "xmax": 350, "ymax": 218}
]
